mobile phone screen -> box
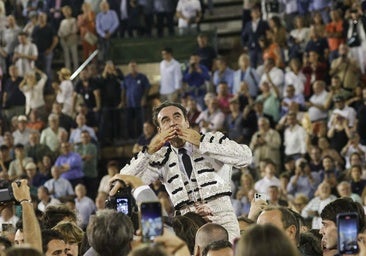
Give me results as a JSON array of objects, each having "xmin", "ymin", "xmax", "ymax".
[
  {"xmin": 140, "ymin": 202, "xmax": 163, "ymax": 242},
  {"xmin": 337, "ymin": 213, "xmax": 359, "ymax": 255},
  {"xmin": 116, "ymin": 198, "xmax": 130, "ymax": 215}
]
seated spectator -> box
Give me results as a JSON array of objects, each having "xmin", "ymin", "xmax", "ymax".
[
  {"xmin": 26, "ymin": 109, "xmax": 45, "ymax": 132},
  {"xmin": 259, "ymin": 57, "xmax": 284, "ymax": 96},
  {"xmin": 8, "ymin": 143, "xmax": 33, "ymax": 180},
  {"xmin": 250, "ymin": 117, "xmax": 281, "ymax": 168},
  {"xmin": 44, "ymin": 166, "xmax": 74, "ymax": 200},
  {"xmin": 287, "ymin": 158, "xmax": 320, "ymax": 199},
  {"xmin": 12, "ymin": 115, "xmax": 33, "ymax": 146},
  {"xmin": 75, "ymin": 184, "xmax": 96, "ymax": 229},
  {"xmin": 224, "ymin": 97, "xmax": 244, "ymax": 143},
  {"xmin": 54, "ymin": 142, "xmax": 84, "ymax": 188},
  {"xmin": 349, "ymin": 164, "xmax": 366, "ymax": 196},
  {"xmin": 74, "ymin": 130, "xmax": 98, "ymax": 200},
  {"xmin": 337, "ymin": 181, "xmax": 362, "ymax": 204},
  {"xmin": 329, "ymin": 95, "xmax": 357, "ymax": 129},
  {"xmin": 341, "ymin": 132, "xmax": 366, "ymax": 170},
  {"xmin": 212, "ymin": 57, "xmax": 234, "ymax": 92},
  {"xmin": 25, "ymin": 131, "xmax": 53, "ymax": 166},
  {"xmin": 69, "ymin": 114, "xmax": 97, "ymax": 145},
  {"xmin": 37, "ymin": 186, "xmax": 61, "ymax": 212},
  {"xmin": 186, "ymin": 98, "xmax": 201, "ymax": 126},
  {"xmin": 232, "ymin": 173, "xmax": 255, "ymax": 216},
  {"xmin": 289, "ymin": 194, "xmax": 309, "ymax": 214},
  {"xmin": 25, "ymin": 162, "xmax": 47, "ymax": 187},
  {"xmin": 267, "ymin": 186, "xmax": 288, "ymax": 207},
  {"xmin": 301, "ymin": 182, "xmax": 336, "ymax": 229},
  {"xmin": 281, "ymin": 85, "xmax": 305, "ymax": 117},
  {"xmin": 98, "ymin": 160, "xmax": 119, "ymax": 194},
  {"xmin": 132, "ymin": 121, "xmax": 156, "ymax": 155},
  {"xmin": 216, "ymin": 82, "xmax": 233, "ymax": 115},
  {"xmin": 196, "ymin": 97, "xmax": 225, "ymax": 133},
  {"xmin": 40, "ymin": 114, "xmax": 67, "ymax": 153},
  {"xmin": 254, "ymin": 160, "xmax": 281, "ymax": 196}
]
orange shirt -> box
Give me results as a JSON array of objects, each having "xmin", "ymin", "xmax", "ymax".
[{"xmin": 325, "ymin": 20, "xmax": 344, "ymax": 51}]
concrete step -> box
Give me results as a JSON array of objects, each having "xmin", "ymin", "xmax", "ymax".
[
  {"xmin": 203, "ymin": 5, "xmax": 242, "ymax": 22},
  {"xmin": 201, "ymin": 19, "xmax": 241, "ymax": 35}
]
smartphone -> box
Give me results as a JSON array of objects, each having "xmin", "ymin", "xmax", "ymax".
[
  {"xmin": 140, "ymin": 201, "xmax": 163, "ymax": 243},
  {"xmin": 337, "ymin": 212, "xmax": 359, "ymax": 255},
  {"xmin": 254, "ymin": 193, "xmax": 267, "ymax": 202},
  {"xmin": 116, "ymin": 197, "xmax": 131, "ymax": 216}
]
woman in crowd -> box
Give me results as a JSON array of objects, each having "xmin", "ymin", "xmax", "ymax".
[{"xmin": 77, "ymin": 2, "xmax": 97, "ymax": 60}]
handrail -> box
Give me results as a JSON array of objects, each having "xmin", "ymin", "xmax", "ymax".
[{"xmin": 70, "ymin": 49, "xmax": 99, "ymax": 81}]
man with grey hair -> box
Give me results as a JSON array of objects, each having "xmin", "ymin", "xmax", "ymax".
[{"xmin": 337, "ymin": 181, "xmax": 362, "ymax": 204}]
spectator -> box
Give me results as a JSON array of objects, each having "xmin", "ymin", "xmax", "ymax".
[
  {"xmin": 281, "ymin": 85, "xmax": 305, "ymax": 117},
  {"xmin": 196, "ymin": 33, "xmax": 217, "ymax": 71},
  {"xmin": 284, "ymin": 58, "xmax": 306, "ymax": 98},
  {"xmin": 41, "ymin": 229, "xmax": 67, "ymax": 256},
  {"xmin": 317, "ymin": 137, "xmax": 344, "ymax": 168},
  {"xmin": 254, "ymin": 160, "xmax": 281, "ymax": 196},
  {"xmin": 224, "ymin": 98, "xmax": 244, "ymax": 143},
  {"xmin": 212, "ymin": 57, "xmax": 234, "ymax": 93},
  {"xmin": 154, "ymin": 0, "xmax": 175, "ymax": 37},
  {"xmin": 346, "ymin": 8, "xmax": 366, "ymax": 74},
  {"xmin": 241, "ymin": 5, "xmax": 269, "ymax": 68},
  {"xmin": 350, "ymin": 164, "xmax": 366, "ymax": 196},
  {"xmin": 2, "ymin": 65, "xmax": 25, "ymax": 125},
  {"xmin": 51, "ymin": 102, "xmax": 76, "ymax": 133},
  {"xmin": 53, "ymin": 68, "xmax": 75, "ymax": 118},
  {"xmin": 159, "ymin": 47, "xmax": 182, "ymax": 103},
  {"xmin": 329, "ymin": 95, "xmax": 357, "ymax": 128},
  {"xmin": 325, "ymin": 8, "xmax": 345, "ymax": 62},
  {"xmin": 196, "ymin": 97, "xmax": 225, "ymax": 133},
  {"xmin": 232, "ymin": 173, "xmax": 254, "ymax": 216},
  {"xmin": 341, "ymin": 132, "xmax": 366, "ymax": 170},
  {"xmin": 8, "ymin": 143, "xmax": 33, "ymax": 179},
  {"xmin": 96, "ymin": 1, "xmax": 119, "ymax": 62},
  {"xmin": 256, "ymin": 81, "xmax": 280, "ymax": 122},
  {"xmin": 98, "ymin": 160, "xmax": 119, "ymax": 194},
  {"xmin": 287, "ymin": 158, "xmax": 320, "ymax": 199},
  {"xmin": 12, "ymin": 32, "xmax": 38, "ymax": 78},
  {"xmin": 233, "ymin": 53, "xmax": 260, "ymax": 99},
  {"xmin": 216, "ymin": 82, "xmax": 233, "ymax": 115},
  {"xmin": 77, "ymin": 2, "xmax": 97, "ymax": 60},
  {"xmin": 19, "ymin": 68, "xmax": 47, "ymax": 118},
  {"xmin": 182, "ymin": 53, "xmax": 210, "ymax": 109},
  {"xmin": 99, "ymin": 61, "xmax": 124, "ymax": 145},
  {"xmin": 37, "ymin": 186, "xmax": 61, "ymax": 212},
  {"xmin": 301, "ymin": 182, "xmax": 337, "ymax": 229},
  {"xmin": 74, "ymin": 184, "xmax": 96, "ymax": 229},
  {"xmin": 329, "ymin": 44, "xmax": 361, "ymax": 92},
  {"xmin": 32, "ymin": 12, "xmax": 59, "ymax": 84},
  {"xmin": 26, "ymin": 109, "xmax": 45, "ymax": 132},
  {"xmin": 25, "ymin": 131, "xmax": 53, "ymax": 165},
  {"xmin": 121, "ymin": 61, "xmax": 151, "ymax": 139},
  {"xmin": 327, "ymin": 110, "xmax": 351, "ymax": 153},
  {"xmin": 44, "ymin": 166, "xmax": 74, "ymax": 199},
  {"xmin": 0, "ymin": 145, "xmax": 12, "ymax": 174},
  {"xmin": 132, "ymin": 121, "xmax": 156, "ymax": 155},
  {"xmin": 186, "ymin": 98, "xmax": 201, "ymax": 126},
  {"xmin": 283, "ymin": 111, "xmax": 307, "ymax": 159},
  {"xmin": 23, "ymin": 12, "xmax": 38, "ymax": 36},
  {"xmin": 250, "ymin": 117, "xmax": 281, "ymax": 168},
  {"xmin": 308, "ymin": 146, "xmax": 323, "ymax": 173},
  {"xmin": 194, "ymin": 223, "xmax": 229, "ymax": 255},
  {"xmin": 288, "ymin": 15, "xmax": 310, "ymax": 59},
  {"xmin": 201, "ymin": 240, "xmax": 232, "ymax": 256},
  {"xmin": 3, "ymin": 15, "xmax": 21, "ymax": 64},
  {"xmin": 12, "ymin": 115, "xmax": 33, "ymax": 146},
  {"xmin": 259, "ymin": 57, "xmax": 284, "ymax": 97},
  {"xmin": 337, "ymin": 181, "xmax": 362, "ymax": 204},
  {"xmin": 74, "ymin": 130, "xmax": 98, "ymax": 200},
  {"xmin": 176, "ymin": 0, "xmax": 201, "ymax": 35},
  {"xmin": 267, "ymin": 186, "xmax": 288, "ymax": 207},
  {"xmin": 58, "ymin": 5, "xmax": 79, "ymax": 72},
  {"xmin": 69, "ymin": 114, "xmax": 97, "ymax": 145},
  {"xmin": 52, "ymin": 221, "xmax": 84, "ymax": 256},
  {"xmin": 40, "ymin": 114, "xmax": 67, "ymax": 153},
  {"xmin": 54, "ymin": 142, "xmax": 84, "ymax": 188}
]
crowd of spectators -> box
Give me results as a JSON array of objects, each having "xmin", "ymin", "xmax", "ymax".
[{"xmin": 0, "ymin": 0, "xmax": 366, "ymax": 255}]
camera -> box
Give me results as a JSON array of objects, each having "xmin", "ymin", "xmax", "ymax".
[
  {"xmin": 0, "ymin": 180, "xmax": 20, "ymax": 205},
  {"xmin": 105, "ymin": 179, "xmax": 139, "ymax": 230}
]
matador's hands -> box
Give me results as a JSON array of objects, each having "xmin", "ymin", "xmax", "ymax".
[
  {"xmin": 147, "ymin": 127, "xmax": 177, "ymax": 154},
  {"xmin": 176, "ymin": 127, "xmax": 201, "ymax": 147}
]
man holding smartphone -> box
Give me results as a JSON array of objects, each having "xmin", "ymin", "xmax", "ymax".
[
  {"xmin": 118, "ymin": 101, "xmax": 252, "ymax": 241},
  {"xmin": 319, "ymin": 198, "xmax": 365, "ymax": 255}
]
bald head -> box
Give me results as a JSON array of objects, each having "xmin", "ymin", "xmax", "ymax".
[{"xmin": 194, "ymin": 223, "xmax": 228, "ymax": 256}]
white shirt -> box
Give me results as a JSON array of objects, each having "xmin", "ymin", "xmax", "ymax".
[
  {"xmin": 58, "ymin": 17, "xmax": 78, "ymax": 38},
  {"xmin": 20, "ymin": 73, "xmax": 47, "ymax": 114},
  {"xmin": 14, "ymin": 42, "xmax": 38, "ymax": 77},
  {"xmin": 195, "ymin": 109, "xmax": 225, "ymax": 133},
  {"xmin": 308, "ymin": 90, "xmax": 329, "ymax": 122},
  {"xmin": 160, "ymin": 58, "xmax": 182, "ymax": 95},
  {"xmin": 328, "ymin": 106, "xmax": 357, "ymax": 128},
  {"xmin": 282, "ymin": 0, "xmax": 298, "ymax": 14},
  {"xmin": 0, "ymin": 215, "xmax": 19, "ymax": 232},
  {"xmin": 284, "ymin": 124, "xmax": 307, "ymax": 155},
  {"xmin": 260, "ymin": 67, "xmax": 285, "ymax": 95},
  {"xmin": 176, "ymin": 0, "xmax": 201, "ymax": 28},
  {"xmin": 98, "ymin": 175, "xmax": 112, "ymax": 194},
  {"xmin": 254, "ymin": 176, "xmax": 281, "ymax": 196},
  {"xmin": 290, "ymin": 27, "xmax": 310, "ymax": 50},
  {"xmin": 56, "ymin": 80, "xmax": 74, "ymax": 117},
  {"xmin": 301, "ymin": 195, "xmax": 337, "ymax": 229},
  {"xmin": 37, "ymin": 197, "xmax": 61, "ymax": 212},
  {"xmin": 44, "ymin": 177, "xmax": 74, "ymax": 198},
  {"xmin": 284, "ymin": 71, "xmax": 306, "ymax": 97}
]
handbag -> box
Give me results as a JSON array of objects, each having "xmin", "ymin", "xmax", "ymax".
[{"xmin": 84, "ymin": 32, "xmax": 98, "ymax": 46}]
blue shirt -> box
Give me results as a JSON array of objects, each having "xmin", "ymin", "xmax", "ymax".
[
  {"xmin": 55, "ymin": 152, "xmax": 84, "ymax": 180},
  {"xmin": 213, "ymin": 67, "xmax": 235, "ymax": 93},
  {"xmin": 183, "ymin": 64, "xmax": 210, "ymax": 96},
  {"xmin": 309, "ymin": 0, "xmax": 331, "ymax": 11},
  {"xmin": 122, "ymin": 73, "xmax": 151, "ymax": 108},
  {"xmin": 96, "ymin": 10, "xmax": 120, "ymax": 37}
]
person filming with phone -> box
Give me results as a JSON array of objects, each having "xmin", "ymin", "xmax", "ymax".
[{"xmin": 116, "ymin": 101, "xmax": 252, "ymax": 241}]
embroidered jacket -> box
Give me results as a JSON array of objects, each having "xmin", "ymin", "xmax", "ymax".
[{"xmin": 120, "ymin": 132, "xmax": 252, "ymax": 208}]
